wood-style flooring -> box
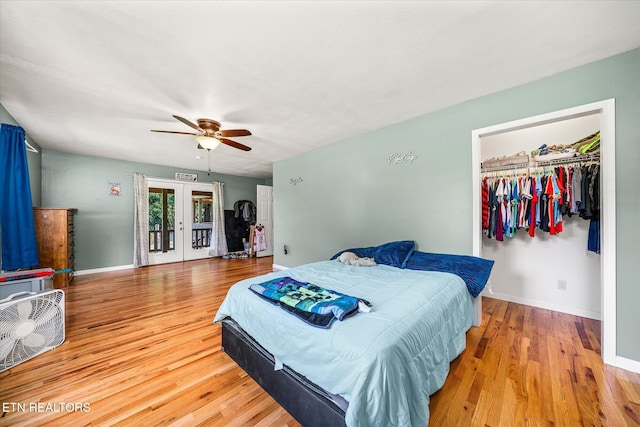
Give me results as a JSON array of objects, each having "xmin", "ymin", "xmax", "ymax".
[{"xmin": 1, "ymin": 257, "xmax": 638, "ymax": 426}]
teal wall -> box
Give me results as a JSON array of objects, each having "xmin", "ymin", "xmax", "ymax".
[
  {"xmin": 41, "ymin": 150, "xmax": 268, "ymax": 271},
  {"xmin": 273, "ymin": 49, "xmax": 640, "ymax": 363}
]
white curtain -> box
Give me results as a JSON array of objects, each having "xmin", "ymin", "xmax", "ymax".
[
  {"xmin": 208, "ymin": 181, "xmax": 228, "ymax": 257},
  {"xmin": 133, "ymin": 173, "xmax": 149, "ymax": 267}
]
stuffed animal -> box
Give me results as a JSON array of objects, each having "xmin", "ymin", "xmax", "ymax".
[{"xmin": 337, "ymin": 251, "xmax": 377, "ymax": 267}]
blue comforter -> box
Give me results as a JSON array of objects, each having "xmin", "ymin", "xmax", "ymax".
[
  {"xmin": 405, "ymin": 251, "xmax": 494, "ymax": 298},
  {"xmin": 214, "ymin": 260, "xmax": 473, "ymax": 426}
]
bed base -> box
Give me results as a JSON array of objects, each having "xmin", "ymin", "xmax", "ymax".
[{"xmin": 221, "ymin": 319, "xmax": 347, "ymax": 427}]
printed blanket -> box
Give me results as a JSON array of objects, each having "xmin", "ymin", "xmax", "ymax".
[{"xmin": 249, "ymin": 277, "xmax": 367, "ymax": 328}]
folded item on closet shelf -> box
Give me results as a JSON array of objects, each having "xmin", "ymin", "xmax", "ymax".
[
  {"xmin": 532, "ymin": 150, "xmax": 577, "ymax": 162},
  {"xmin": 579, "ymin": 136, "xmax": 600, "ymax": 154},
  {"xmin": 481, "ymin": 151, "xmax": 529, "ymax": 168},
  {"xmin": 571, "ymin": 131, "xmax": 600, "ymax": 154},
  {"xmin": 530, "ymin": 144, "xmax": 547, "ymax": 156},
  {"xmin": 531, "ymin": 143, "xmax": 576, "ymax": 155}
]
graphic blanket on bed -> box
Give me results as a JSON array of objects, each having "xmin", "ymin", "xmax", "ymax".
[{"xmin": 249, "ymin": 277, "xmax": 369, "ymax": 328}]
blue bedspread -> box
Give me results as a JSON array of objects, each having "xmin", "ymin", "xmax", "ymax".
[{"xmin": 214, "ymin": 260, "xmax": 473, "ymax": 426}]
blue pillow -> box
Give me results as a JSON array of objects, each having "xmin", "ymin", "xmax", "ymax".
[{"xmin": 331, "ymin": 240, "xmax": 415, "ymax": 269}]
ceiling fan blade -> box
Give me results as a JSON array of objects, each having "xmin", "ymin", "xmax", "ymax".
[
  {"xmin": 173, "ymin": 115, "xmax": 203, "ymax": 132},
  {"xmin": 151, "ymin": 130, "xmax": 198, "ymax": 136},
  {"xmin": 220, "ymin": 138, "xmax": 251, "ymax": 151},
  {"xmin": 219, "ymin": 129, "xmax": 252, "ymax": 138}
]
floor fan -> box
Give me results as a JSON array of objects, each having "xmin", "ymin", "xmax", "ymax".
[{"xmin": 0, "ymin": 289, "xmax": 65, "ymax": 372}]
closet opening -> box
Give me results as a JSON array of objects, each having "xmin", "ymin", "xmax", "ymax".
[{"xmin": 471, "ymin": 99, "xmax": 617, "ymax": 367}]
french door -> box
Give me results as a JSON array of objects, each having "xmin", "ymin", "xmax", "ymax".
[{"xmin": 147, "ymin": 178, "xmax": 214, "ymax": 265}]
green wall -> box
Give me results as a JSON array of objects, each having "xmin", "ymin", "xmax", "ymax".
[
  {"xmin": 41, "ymin": 150, "xmax": 268, "ymax": 271},
  {"xmin": 273, "ymin": 49, "xmax": 640, "ymax": 363}
]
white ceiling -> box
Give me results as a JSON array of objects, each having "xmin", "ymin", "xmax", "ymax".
[{"xmin": 1, "ymin": 1, "xmax": 639, "ymax": 179}]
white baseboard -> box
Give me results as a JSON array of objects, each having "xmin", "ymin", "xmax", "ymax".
[
  {"xmin": 272, "ymin": 264, "xmax": 289, "ymax": 271},
  {"xmin": 615, "ymin": 355, "xmax": 640, "ymax": 374},
  {"xmin": 487, "ymin": 291, "xmax": 601, "ymax": 320},
  {"xmin": 75, "ymin": 264, "xmax": 134, "ymax": 276}
]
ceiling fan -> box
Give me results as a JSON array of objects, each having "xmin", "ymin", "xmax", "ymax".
[{"xmin": 151, "ymin": 115, "xmax": 252, "ymax": 151}]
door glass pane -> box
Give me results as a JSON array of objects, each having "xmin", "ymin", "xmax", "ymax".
[
  {"xmin": 191, "ymin": 191, "xmax": 212, "ymax": 249},
  {"xmin": 148, "ymin": 187, "xmax": 175, "ymax": 253}
]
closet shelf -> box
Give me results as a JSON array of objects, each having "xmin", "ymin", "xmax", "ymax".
[{"xmin": 480, "ymin": 153, "xmax": 600, "ymax": 173}]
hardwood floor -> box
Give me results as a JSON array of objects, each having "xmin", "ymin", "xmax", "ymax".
[
  {"xmin": 429, "ymin": 297, "xmax": 640, "ymax": 427},
  {"xmin": 1, "ymin": 257, "xmax": 638, "ymax": 426}
]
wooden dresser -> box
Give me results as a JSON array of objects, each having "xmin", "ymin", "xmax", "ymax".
[{"xmin": 33, "ymin": 208, "xmax": 77, "ymax": 288}]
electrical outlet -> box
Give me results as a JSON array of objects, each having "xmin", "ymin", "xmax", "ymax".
[{"xmin": 557, "ymin": 279, "xmax": 567, "ymax": 290}]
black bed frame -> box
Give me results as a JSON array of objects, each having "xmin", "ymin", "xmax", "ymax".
[{"xmin": 221, "ymin": 320, "xmax": 347, "ymax": 427}]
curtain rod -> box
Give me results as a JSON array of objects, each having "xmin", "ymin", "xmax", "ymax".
[{"xmin": 25, "ymin": 139, "xmax": 38, "ymax": 153}]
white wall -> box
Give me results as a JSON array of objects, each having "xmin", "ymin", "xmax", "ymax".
[{"xmin": 481, "ymin": 114, "xmax": 601, "ymax": 319}]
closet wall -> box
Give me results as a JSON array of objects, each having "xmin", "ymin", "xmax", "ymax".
[{"xmin": 481, "ymin": 114, "xmax": 601, "ymax": 319}]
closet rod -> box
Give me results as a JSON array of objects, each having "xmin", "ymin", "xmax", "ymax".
[{"xmin": 480, "ymin": 153, "xmax": 600, "ymax": 173}]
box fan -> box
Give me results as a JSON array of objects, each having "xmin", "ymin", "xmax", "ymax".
[{"xmin": 0, "ymin": 290, "xmax": 65, "ymax": 372}]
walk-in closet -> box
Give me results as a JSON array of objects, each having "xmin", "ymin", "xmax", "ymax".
[
  {"xmin": 480, "ymin": 113, "xmax": 602, "ymax": 320},
  {"xmin": 472, "ymin": 99, "xmax": 617, "ymax": 364}
]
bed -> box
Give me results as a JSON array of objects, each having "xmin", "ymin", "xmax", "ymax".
[{"xmin": 214, "ymin": 241, "xmax": 493, "ymax": 427}]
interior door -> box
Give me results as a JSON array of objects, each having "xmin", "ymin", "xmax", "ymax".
[
  {"xmin": 256, "ymin": 185, "xmax": 273, "ymax": 257},
  {"xmin": 147, "ymin": 179, "xmax": 184, "ymax": 265}
]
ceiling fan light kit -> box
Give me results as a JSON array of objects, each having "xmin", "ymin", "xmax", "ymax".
[
  {"xmin": 151, "ymin": 115, "xmax": 252, "ymax": 151},
  {"xmin": 195, "ymin": 135, "xmax": 221, "ymax": 150}
]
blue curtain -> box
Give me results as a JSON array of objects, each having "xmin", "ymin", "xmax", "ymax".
[{"xmin": 0, "ymin": 123, "xmax": 39, "ymax": 270}]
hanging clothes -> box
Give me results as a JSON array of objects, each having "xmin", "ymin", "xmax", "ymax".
[
  {"xmin": 481, "ymin": 161, "xmax": 600, "ymax": 251},
  {"xmin": 528, "ymin": 177, "xmax": 538, "ymax": 238},
  {"xmin": 233, "ymin": 200, "xmax": 256, "ymax": 222},
  {"xmin": 571, "ymin": 166, "xmax": 582, "ymax": 215},
  {"xmin": 253, "ymin": 224, "xmax": 267, "ymax": 252},
  {"xmin": 495, "ymin": 179, "xmax": 505, "ymax": 242},
  {"xmin": 482, "ymin": 178, "xmax": 490, "ymax": 230},
  {"xmin": 585, "ymin": 164, "xmax": 601, "ymax": 253}
]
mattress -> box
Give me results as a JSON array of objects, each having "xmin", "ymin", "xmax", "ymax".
[
  {"xmin": 222, "ymin": 318, "xmax": 348, "ymax": 426},
  {"xmin": 214, "ymin": 260, "xmax": 473, "ymax": 426}
]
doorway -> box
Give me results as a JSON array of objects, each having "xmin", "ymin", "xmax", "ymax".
[
  {"xmin": 471, "ymin": 99, "xmax": 617, "ymax": 366},
  {"xmin": 256, "ymin": 185, "xmax": 273, "ymax": 257},
  {"xmin": 480, "ymin": 114, "xmax": 601, "ymax": 319},
  {"xmin": 147, "ymin": 178, "xmax": 216, "ymax": 265}
]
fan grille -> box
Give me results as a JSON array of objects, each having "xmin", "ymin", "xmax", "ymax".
[{"xmin": 0, "ymin": 290, "xmax": 65, "ymax": 372}]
